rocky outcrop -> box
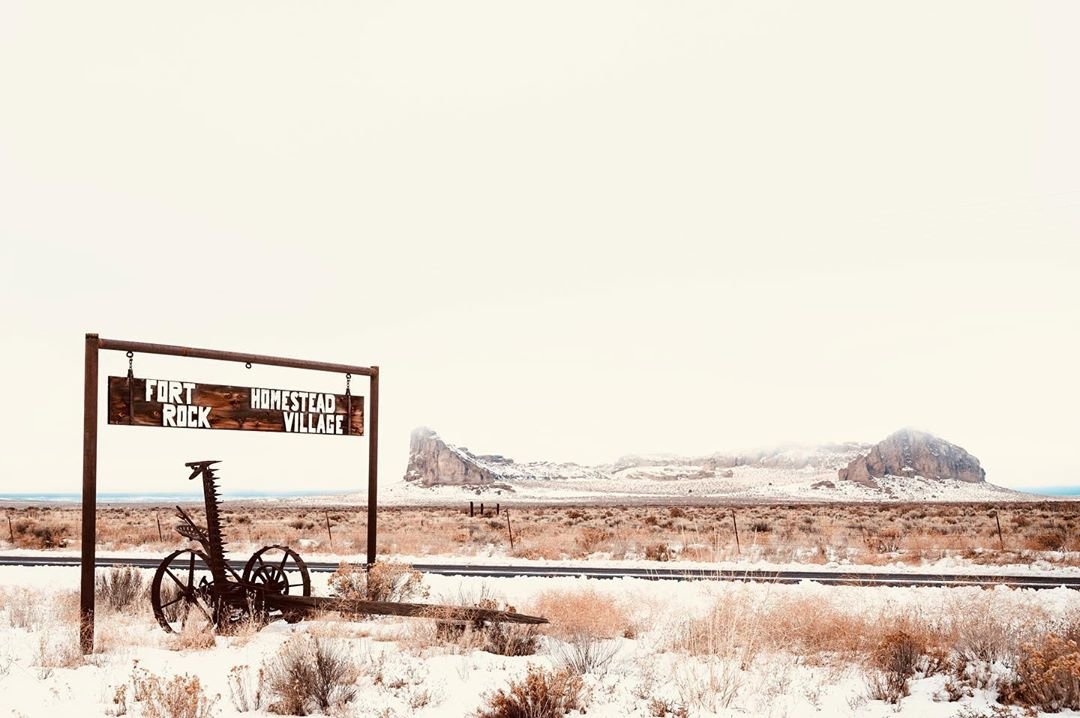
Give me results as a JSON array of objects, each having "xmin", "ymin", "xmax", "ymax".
[
  {"xmin": 838, "ymin": 429, "xmax": 985, "ymax": 486},
  {"xmin": 404, "ymin": 427, "xmax": 500, "ymax": 487}
]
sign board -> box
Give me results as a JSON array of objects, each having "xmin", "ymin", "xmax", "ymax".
[{"xmin": 107, "ymin": 376, "xmax": 364, "ymax": 436}]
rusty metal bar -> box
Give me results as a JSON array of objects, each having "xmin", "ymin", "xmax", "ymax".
[
  {"xmin": 80, "ymin": 333, "xmax": 99, "ymax": 654},
  {"xmin": 97, "ymin": 338, "xmax": 376, "ymax": 377},
  {"xmin": 366, "ymin": 366, "xmax": 379, "ymax": 567}
]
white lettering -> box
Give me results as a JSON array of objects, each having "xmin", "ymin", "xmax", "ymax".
[
  {"xmin": 156, "ymin": 381, "xmax": 168, "ymax": 403},
  {"xmin": 162, "ymin": 404, "xmax": 177, "ymax": 427},
  {"xmin": 183, "ymin": 383, "xmax": 195, "ymax": 404},
  {"xmin": 145, "ymin": 379, "xmax": 156, "ymax": 402},
  {"xmin": 251, "ymin": 388, "xmax": 260, "ymax": 409},
  {"xmin": 197, "ymin": 405, "xmax": 211, "ymax": 428},
  {"xmin": 335, "ymin": 414, "xmax": 344, "ymax": 435}
]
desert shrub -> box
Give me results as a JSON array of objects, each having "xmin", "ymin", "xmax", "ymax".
[
  {"xmin": 12, "ymin": 518, "xmax": 68, "ymax": 548},
  {"xmin": 1027, "ymin": 531, "xmax": 1067, "ymax": 552},
  {"xmin": 531, "ymin": 589, "xmax": 631, "ymax": 640},
  {"xmin": 130, "ymin": 667, "xmax": 218, "ymax": 718},
  {"xmin": 864, "ymin": 628, "xmax": 925, "ymax": 704},
  {"xmin": 328, "ymin": 560, "xmax": 427, "ymax": 603},
  {"xmin": 871, "ymin": 628, "xmax": 924, "ymax": 677},
  {"xmin": 648, "ymin": 698, "xmax": 690, "ymax": 717},
  {"xmin": 675, "ymin": 659, "xmax": 744, "ymax": 712},
  {"xmin": 761, "ymin": 596, "xmax": 875, "ymax": 657},
  {"xmin": 575, "ymin": 527, "xmax": 612, "ymax": 555},
  {"xmin": 419, "ymin": 588, "xmax": 538, "ymax": 656},
  {"xmin": 227, "ymin": 665, "xmax": 266, "ymax": 713},
  {"xmin": 96, "ymin": 566, "xmax": 145, "ymax": 612},
  {"xmin": 474, "ymin": 598, "xmax": 540, "ymax": 656},
  {"xmin": 670, "ymin": 598, "xmax": 761, "ymax": 668},
  {"xmin": 645, "ymin": 543, "xmax": 673, "ymax": 561},
  {"xmin": 475, "ymin": 665, "xmax": 584, "ymax": 718},
  {"xmin": 942, "ymin": 595, "xmax": 1039, "ymax": 666},
  {"xmin": 263, "ymin": 636, "xmax": 358, "ymax": 715},
  {"xmin": 749, "ymin": 521, "xmax": 772, "ymax": 534},
  {"xmin": 1000, "ymin": 634, "xmax": 1080, "ymax": 711},
  {"xmin": 555, "ymin": 635, "xmax": 619, "ymax": 676},
  {"xmin": 172, "ymin": 619, "xmax": 216, "ymax": 651}
]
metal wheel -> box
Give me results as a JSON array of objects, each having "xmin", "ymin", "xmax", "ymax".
[
  {"xmin": 151, "ymin": 549, "xmax": 217, "ymax": 634},
  {"xmin": 242, "ymin": 545, "xmax": 311, "ymax": 622}
]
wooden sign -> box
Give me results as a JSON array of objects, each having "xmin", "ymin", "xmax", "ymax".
[{"xmin": 107, "ymin": 377, "xmax": 363, "ymax": 436}]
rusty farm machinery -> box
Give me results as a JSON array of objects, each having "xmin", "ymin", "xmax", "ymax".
[{"xmin": 150, "ymin": 460, "xmax": 545, "ymax": 633}]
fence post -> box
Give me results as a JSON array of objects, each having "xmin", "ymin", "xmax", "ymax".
[
  {"xmin": 480, "ymin": 503, "xmax": 484, "ymax": 517},
  {"xmin": 155, "ymin": 512, "xmax": 163, "ymax": 542},
  {"xmin": 994, "ymin": 511, "xmax": 1004, "ymax": 550},
  {"xmin": 325, "ymin": 512, "xmax": 334, "ymax": 550},
  {"xmin": 731, "ymin": 509, "xmax": 740, "ymax": 555},
  {"xmin": 506, "ymin": 510, "xmax": 514, "ymax": 551},
  {"xmin": 470, "ymin": 501, "xmax": 474, "ymax": 517},
  {"xmin": 6, "ymin": 514, "xmax": 13, "ymax": 544}
]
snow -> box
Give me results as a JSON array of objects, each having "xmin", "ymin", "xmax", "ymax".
[
  {"xmin": 2, "ymin": 564, "xmax": 1078, "ymax": 717},
  {"xmin": 371, "ymin": 466, "xmax": 1043, "ymax": 506}
]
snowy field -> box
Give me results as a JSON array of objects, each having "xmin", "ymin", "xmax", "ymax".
[
  {"xmin": 1, "ymin": 563, "xmax": 1078, "ymax": 718},
  {"xmin": 373, "ymin": 470, "xmax": 1041, "ymax": 506}
]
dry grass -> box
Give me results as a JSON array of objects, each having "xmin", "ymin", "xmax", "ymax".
[
  {"xmin": 1000, "ymin": 630, "xmax": 1080, "ymax": 711},
  {"xmin": 96, "ymin": 565, "xmax": 146, "ymax": 613},
  {"xmin": 227, "ymin": 664, "xmax": 267, "ymax": 713},
  {"xmin": 530, "ymin": 589, "xmax": 633, "ymax": 640},
  {"xmin": 130, "ymin": 665, "xmax": 219, "ymax": 718},
  {"xmin": 328, "ymin": 560, "xmax": 428, "ymax": 603},
  {"xmin": 262, "ymin": 635, "xmax": 359, "ymax": 715},
  {"xmin": 408, "ymin": 587, "xmax": 539, "ymax": 657},
  {"xmin": 475, "ymin": 664, "xmax": 584, "ymax": 718},
  {"xmin": 6, "ymin": 500, "xmax": 1078, "ymax": 568}
]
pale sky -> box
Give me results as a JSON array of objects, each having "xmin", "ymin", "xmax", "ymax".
[{"xmin": 1, "ymin": 2, "xmax": 1078, "ymax": 494}]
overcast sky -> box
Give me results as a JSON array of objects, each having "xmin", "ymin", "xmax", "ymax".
[{"xmin": 1, "ymin": 2, "xmax": 1077, "ymax": 494}]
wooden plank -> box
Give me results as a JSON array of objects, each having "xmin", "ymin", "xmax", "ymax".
[
  {"xmin": 107, "ymin": 376, "xmax": 364, "ymax": 436},
  {"xmin": 266, "ymin": 594, "xmax": 549, "ymax": 624}
]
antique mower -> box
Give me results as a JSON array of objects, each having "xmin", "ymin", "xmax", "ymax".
[{"xmin": 150, "ymin": 460, "xmax": 545, "ymax": 633}]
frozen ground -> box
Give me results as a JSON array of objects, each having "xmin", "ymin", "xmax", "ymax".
[{"xmin": 1, "ymin": 564, "xmax": 1078, "ymax": 718}]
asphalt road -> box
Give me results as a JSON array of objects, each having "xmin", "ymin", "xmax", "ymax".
[{"xmin": 1, "ymin": 554, "xmax": 1077, "ymax": 590}]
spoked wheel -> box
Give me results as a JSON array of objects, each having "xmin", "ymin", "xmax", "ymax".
[
  {"xmin": 242, "ymin": 545, "xmax": 311, "ymax": 622},
  {"xmin": 151, "ymin": 548, "xmax": 217, "ymax": 634}
]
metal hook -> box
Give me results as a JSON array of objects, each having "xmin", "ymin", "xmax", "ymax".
[{"xmin": 245, "ymin": 362, "xmax": 252, "ymax": 369}]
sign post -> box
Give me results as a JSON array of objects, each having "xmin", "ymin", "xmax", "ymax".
[{"xmin": 79, "ymin": 335, "xmax": 379, "ymax": 654}]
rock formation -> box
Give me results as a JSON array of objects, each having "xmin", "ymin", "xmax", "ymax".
[
  {"xmin": 404, "ymin": 427, "xmax": 500, "ymax": 487},
  {"xmin": 838, "ymin": 429, "xmax": 985, "ymax": 486}
]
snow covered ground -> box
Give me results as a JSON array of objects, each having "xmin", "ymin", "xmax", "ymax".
[
  {"xmin": 372, "ymin": 467, "xmax": 1040, "ymax": 506},
  {"xmin": 1, "ymin": 563, "xmax": 1078, "ymax": 717}
]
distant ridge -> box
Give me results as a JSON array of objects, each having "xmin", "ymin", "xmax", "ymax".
[{"xmin": 398, "ymin": 427, "xmax": 1027, "ymax": 503}]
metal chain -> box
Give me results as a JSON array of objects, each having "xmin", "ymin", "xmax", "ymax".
[
  {"xmin": 126, "ymin": 351, "xmax": 134, "ymax": 377},
  {"xmin": 345, "ymin": 373, "xmax": 351, "ymax": 396}
]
